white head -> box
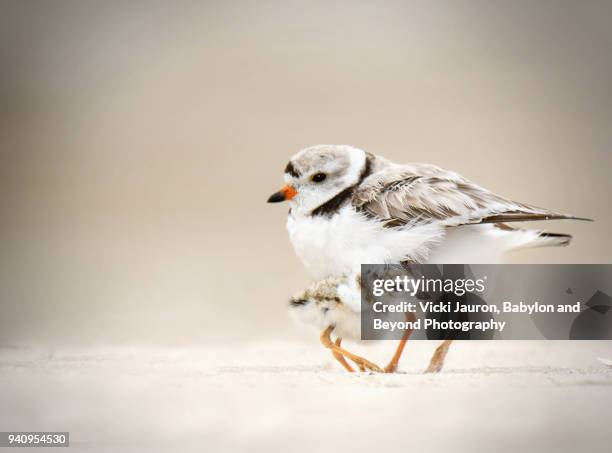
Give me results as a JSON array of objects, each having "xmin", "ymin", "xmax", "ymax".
[{"xmin": 267, "ymin": 145, "xmax": 368, "ymax": 214}]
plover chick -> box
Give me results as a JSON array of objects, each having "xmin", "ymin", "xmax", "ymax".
[{"xmin": 290, "ymin": 273, "xmax": 453, "ymax": 373}]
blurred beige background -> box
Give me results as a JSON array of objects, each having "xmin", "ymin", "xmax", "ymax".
[{"xmin": 0, "ymin": 0, "xmax": 610, "ymax": 346}]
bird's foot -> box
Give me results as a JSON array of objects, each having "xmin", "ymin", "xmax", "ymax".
[
  {"xmin": 349, "ymin": 356, "xmax": 383, "ymax": 373},
  {"xmin": 423, "ymin": 339, "xmax": 453, "ymax": 374},
  {"xmin": 320, "ymin": 327, "xmax": 382, "ymax": 373},
  {"xmin": 424, "ymin": 361, "xmax": 443, "ymax": 374},
  {"xmin": 384, "ymin": 362, "xmax": 398, "ymax": 373}
]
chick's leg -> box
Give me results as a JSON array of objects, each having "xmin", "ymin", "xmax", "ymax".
[
  {"xmin": 320, "ymin": 326, "xmax": 382, "ymax": 373},
  {"xmin": 330, "ymin": 337, "xmax": 355, "ymax": 372}
]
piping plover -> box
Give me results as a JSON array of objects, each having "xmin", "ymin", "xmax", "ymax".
[
  {"xmin": 290, "ymin": 272, "xmax": 452, "ymax": 373},
  {"xmin": 269, "ymin": 145, "xmax": 589, "ymax": 279},
  {"xmin": 270, "ymin": 144, "xmax": 590, "ymax": 372}
]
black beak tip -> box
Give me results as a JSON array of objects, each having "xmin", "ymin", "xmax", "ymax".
[{"xmin": 267, "ymin": 191, "xmax": 285, "ymax": 203}]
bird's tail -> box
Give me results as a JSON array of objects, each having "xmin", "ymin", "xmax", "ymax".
[
  {"xmin": 493, "ymin": 224, "xmax": 572, "ymax": 250},
  {"xmin": 427, "ymin": 224, "xmax": 575, "ymax": 264},
  {"xmin": 532, "ymin": 231, "xmax": 572, "ymax": 247}
]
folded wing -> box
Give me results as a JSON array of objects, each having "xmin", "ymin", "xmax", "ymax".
[{"xmin": 352, "ymin": 164, "xmax": 590, "ymax": 229}]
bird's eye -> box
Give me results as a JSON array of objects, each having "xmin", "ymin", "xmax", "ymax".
[{"xmin": 311, "ymin": 172, "xmax": 327, "ymax": 183}]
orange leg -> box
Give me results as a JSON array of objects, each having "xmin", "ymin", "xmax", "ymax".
[
  {"xmin": 384, "ymin": 312, "xmax": 416, "ymax": 373},
  {"xmin": 320, "ymin": 326, "xmax": 383, "ymax": 373},
  {"xmin": 424, "ymin": 339, "xmax": 454, "ymax": 373},
  {"xmin": 330, "ymin": 337, "xmax": 355, "ymax": 372}
]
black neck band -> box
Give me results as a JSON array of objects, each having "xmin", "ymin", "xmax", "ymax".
[{"xmin": 311, "ymin": 155, "xmax": 372, "ymax": 218}]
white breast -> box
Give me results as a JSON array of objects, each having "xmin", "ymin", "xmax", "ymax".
[{"xmin": 287, "ymin": 206, "xmax": 445, "ymax": 279}]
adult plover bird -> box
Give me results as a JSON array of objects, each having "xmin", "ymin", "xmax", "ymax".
[{"xmin": 269, "ymin": 144, "xmax": 590, "ymax": 371}]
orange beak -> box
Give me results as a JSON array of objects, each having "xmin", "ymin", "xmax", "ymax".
[{"xmin": 267, "ymin": 185, "xmax": 297, "ymax": 203}]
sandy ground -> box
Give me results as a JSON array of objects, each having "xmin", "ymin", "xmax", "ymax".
[{"xmin": 1, "ymin": 340, "xmax": 611, "ymax": 453}]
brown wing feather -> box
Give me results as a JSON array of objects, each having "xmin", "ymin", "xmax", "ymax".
[{"xmin": 352, "ymin": 166, "xmax": 591, "ymax": 228}]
